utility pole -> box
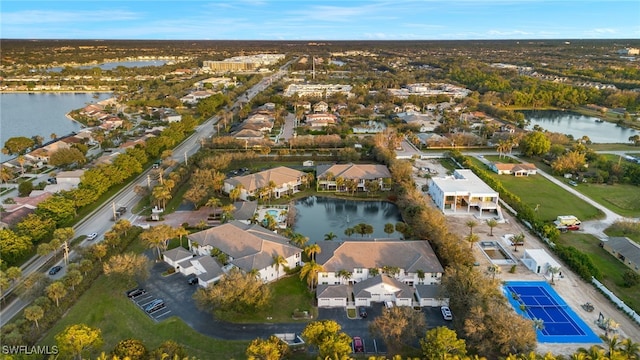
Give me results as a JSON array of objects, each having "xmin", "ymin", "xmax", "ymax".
[{"xmin": 62, "ymin": 241, "xmax": 69, "ymax": 265}]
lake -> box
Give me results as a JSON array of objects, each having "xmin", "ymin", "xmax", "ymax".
[
  {"xmin": 293, "ymin": 196, "xmax": 403, "ymax": 242},
  {"xmin": 0, "ymin": 93, "xmax": 112, "ymax": 162},
  {"xmin": 48, "ymin": 60, "xmax": 171, "ymax": 72},
  {"xmin": 522, "ymin": 110, "xmax": 637, "ymax": 144}
]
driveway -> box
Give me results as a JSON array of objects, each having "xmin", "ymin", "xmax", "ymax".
[{"xmin": 139, "ymin": 259, "xmax": 450, "ymax": 344}]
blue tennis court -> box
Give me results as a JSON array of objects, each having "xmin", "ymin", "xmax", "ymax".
[{"xmin": 504, "ymin": 281, "xmax": 601, "ymax": 343}]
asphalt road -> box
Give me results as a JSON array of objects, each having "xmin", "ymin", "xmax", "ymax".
[{"xmin": 0, "ymin": 62, "xmax": 294, "ymax": 327}]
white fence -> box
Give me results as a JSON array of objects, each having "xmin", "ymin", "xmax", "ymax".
[{"xmin": 592, "ymin": 277, "xmax": 640, "ymax": 325}]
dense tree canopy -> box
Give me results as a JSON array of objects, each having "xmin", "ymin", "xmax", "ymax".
[{"xmin": 193, "ymin": 268, "xmax": 270, "ymax": 314}]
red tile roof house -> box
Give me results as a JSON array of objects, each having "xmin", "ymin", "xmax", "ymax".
[{"xmin": 490, "ymin": 162, "xmax": 537, "ymax": 176}]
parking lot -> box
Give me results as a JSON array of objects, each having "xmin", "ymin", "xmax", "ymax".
[
  {"xmin": 138, "ymin": 258, "xmax": 453, "ymax": 345},
  {"xmin": 127, "ymin": 287, "xmax": 172, "ymax": 321},
  {"xmin": 317, "ymin": 304, "xmax": 453, "ymax": 355}
]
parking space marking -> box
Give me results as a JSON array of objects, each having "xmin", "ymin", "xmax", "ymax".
[{"xmin": 154, "ymin": 310, "xmax": 171, "ymax": 318}]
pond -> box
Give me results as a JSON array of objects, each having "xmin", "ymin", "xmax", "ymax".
[
  {"xmin": 292, "ymin": 196, "xmax": 403, "ymax": 242},
  {"xmin": 522, "ymin": 110, "xmax": 637, "ymax": 144}
]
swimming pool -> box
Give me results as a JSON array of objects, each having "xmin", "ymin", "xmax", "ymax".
[
  {"xmin": 479, "ymin": 241, "xmax": 516, "ymax": 265},
  {"xmin": 504, "ymin": 281, "xmax": 601, "ymax": 343},
  {"xmin": 266, "ymin": 209, "xmax": 280, "ymax": 217}
]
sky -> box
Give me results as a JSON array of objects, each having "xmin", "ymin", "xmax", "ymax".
[{"xmin": 1, "ymin": 0, "xmax": 639, "ymax": 41}]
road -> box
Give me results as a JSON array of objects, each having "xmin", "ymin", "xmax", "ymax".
[{"xmin": 0, "ymin": 61, "xmax": 295, "ymax": 327}]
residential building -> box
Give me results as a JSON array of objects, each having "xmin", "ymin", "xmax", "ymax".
[
  {"xmin": 601, "ymin": 237, "xmax": 640, "ymax": 274},
  {"xmin": 490, "ymin": 163, "xmax": 537, "ymax": 176},
  {"xmin": 428, "ymin": 169, "xmax": 499, "ymax": 215},
  {"xmin": 164, "ymin": 221, "xmax": 302, "ymax": 286},
  {"xmin": 316, "ymin": 240, "xmax": 444, "ymax": 286},
  {"xmin": 224, "ymin": 166, "xmax": 307, "ymax": 201},
  {"xmin": 314, "ymin": 240, "xmax": 446, "ymax": 307},
  {"xmin": 316, "ymin": 163, "xmax": 391, "ymax": 192},
  {"xmin": 313, "ymin": 101, "xmax": 329, "ymax": 113},
  {"xmin": 304, "ymin": 113, "xmax": 337, "ymax": 128},
  {"xmin": 180, "ymin": 90, "xmax": 215, "ymax": 104},
  {"xmin": 283, "ymin": 84, "xmax": 353, "ymax": 98}
]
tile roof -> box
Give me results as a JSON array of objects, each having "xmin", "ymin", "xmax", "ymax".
[
  {"xmin": 226, "ymin": 166, "xmax": 305, "ymax": 192},
  {"xmin": 316, "ymin": 240, "xmax": 443, "ymax": 273},
  {"xmin": 163, "ymin": 247, "xmax": 193, "ymax": 262},
  {"xmin": 317, "ymin": 284, "xmax": 350, "ymax": 298},
  {"xmin": 316, "ymin": 163, "xmax": 391, "ymax": 180},
  {"xmin": 187, "ymin": 221, "xmax": 300, "ymax": 273},
  {"xmin": 352, "ymin": 274, "xmax": 413, "ymax": 298}
]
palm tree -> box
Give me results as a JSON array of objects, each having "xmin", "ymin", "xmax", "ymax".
[
  {"xmin": 577, "ymin": 345, "xmax": 607, "ymax": 360},
  {"xmin": 486, "ymin": 218, "xmax": 498, "ymax": 236},
  {"xmin": 152, "ymin": 185, "xmax": 171, "ymax": 209},
  {"xmin": 299, "ymin": 261, "xmax": 323, "ymax": 290},
  {"xmin": 487, "ymin": 264, "xmax": 501, "ymax": 280},
  {"xmin": 174, "ymin": 226, "xmax": 189, "ymax": 248},
  {"xmin": 272, "ymin": 254, "xmax": 287, "ymax": 278},
  {"xmin": 548, "ymin": 266, "xmax": 560, "ymax": 284},
  {"xmin": 335, "ymin": 176, "xmax": 345, "ymax": 192},
  {"xmin": 205, "ymin": 197, "xmax": 223, "ymax": 220},
  {"xmin": 304, "ymin": 243, "xmax": 321, "ymax": 262},
  {"xmin": 50, "ymin": 133, "xmax": 58, "ymax": 140},
  {"xmin": 344, "ymin": 227, "xmax": 355, "ymax": 237},
  {"xmin": 619, "ymin": 338, "xmax": 640, "ymax": 359},
  {"xmin": 324, "ymin": 232, "xmax": 337, "ymax": 241},
  {"xmin": 24, "ymin": 305, "xmax": 44, "ymax": 329},
  {"xmin": 512, "ymin": 233, "xmax": 525, "ymax": 252},
  {"xmin": 336, "ymin": 269, "xmax": 352, "ymax": 284},
  {"xmin": 466, "ymin": 220, "xmax": 478, "ymax": 236},
  {"xmin": 600, "ymin": 335, "xmax": 622, "ymax": 357},
  {"xmin": 416, "ymin": 269, "xmax": 425, "ymax": 284},
  {"xmin": 466, "ymin": 233, "xmax": 480, "ymax": 250},
  {"xmin": 220, "ymin": 204, "xmax": 236, "ymax": 223},
  {"xmin": 369, "ymin": 268, "xmax": 380, "ymax": 277},
  {"xmin": 17, "ymin": 155, "xmax": 26, "ymax": 175},
  {"xmin": 0, "ymin": 166, "xmax": 14, "ymax": 184},
  {"xmin": 266, "ymin": 180, "xmax": 277, "ymax": 204},
  {"xmin": 291, "ymin": 233, "xmax": 308, "ymax": 248}
]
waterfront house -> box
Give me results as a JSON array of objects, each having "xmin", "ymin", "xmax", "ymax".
[
  {"xmin": 316, "ymin": 163, "xmax": 391, "ymax": 192},
  {"xmin": 223, "ymin": 166, "xmax": 307, "ymax": 201},
  {"xmin": 177, "ymin": 221, "xmax": 302, "ymax": 285}
]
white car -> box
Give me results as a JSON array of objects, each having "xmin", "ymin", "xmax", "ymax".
[
  {"xmin": 441, "ymin": 306, "xmax": 453, "ymax": 320},
  {"xmin": 87, "ymin": 233, "xmax": 98, "ymax": 240}
]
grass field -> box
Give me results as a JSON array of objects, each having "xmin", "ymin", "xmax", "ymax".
[
  {"xmin": 39, "ymin": 274, "xmax": 249, "ymax": 360},
  {"xmin": 467, "ymin": 158, "xmax": 603, "ymax": 222},
  {"xmin": 556, "ymin": 232, "xmax": 640, "ymax": 313},
  {"xmin": 571, "ymin": 182, "xmax": 640, "ymax": 218},
  {"xmin": 214, "ymin": 275, "xmax": 317, "ymax": 323}
]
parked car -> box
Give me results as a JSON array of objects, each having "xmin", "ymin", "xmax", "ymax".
[
  {"xmin": 358, "ymin": 307, "xmax": 368, "ymax": 318},
  {"xmin": 353, "ymin": 336, "xmax": 364, "ymax": 353},
  {"xmin": 48, "ymin": 265, "xmax": 62, "ymax": 276},
  {"xmin": 187, "ymin": 275, "xmax": 198, "ymax": 285},
  {"xmin": 86, "ymin": 232, "xmax": 98, "ymax": 240},
  {"xmin": 568, "ymin": 180, "xmax": 578, "ymax": 187},
  {"xmin": 145, "ymin": 299, "xmax": 165, "ymax": 313},
  {"xmin": 441, "ymin": 306, "xmax": 453, "ymax": 320},
  {"xmin": 126, "ymin": 288, "xmax": 147, "ymax": 298}
]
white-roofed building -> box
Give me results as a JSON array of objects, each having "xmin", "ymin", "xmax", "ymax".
[
  {"xmin": 428, "ymin": 169, "xmax": 499, "ymax": 215},
  {"xmin": 521, "ymin": 249, "xmax": 561, "ymax": 276}
]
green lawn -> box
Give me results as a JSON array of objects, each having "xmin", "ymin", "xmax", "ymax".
[
  {"xmin": 555, "ymin": 232, "xmax": 640, "ymax": 313},
  {"xmin": 39, "ymin": 274, "xmax": 249, "ymax": 360},
  {"xmin": 571, "ymin": 182, "xmax": 640, "ymax": 218},
  {"xmin": 214, "ymin": 275, "xmax": 317, "ymax": 323},
  {"xmin": 482, "ymin": 155, "xmax": 519, "ymax": 163},
  {"xmin": 467, "ymin": 158, "xmax": 603, "ymax": 222},
  {"xmin": 519, "ymin": 155, "xmax": 640, "ymax": 218}
]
